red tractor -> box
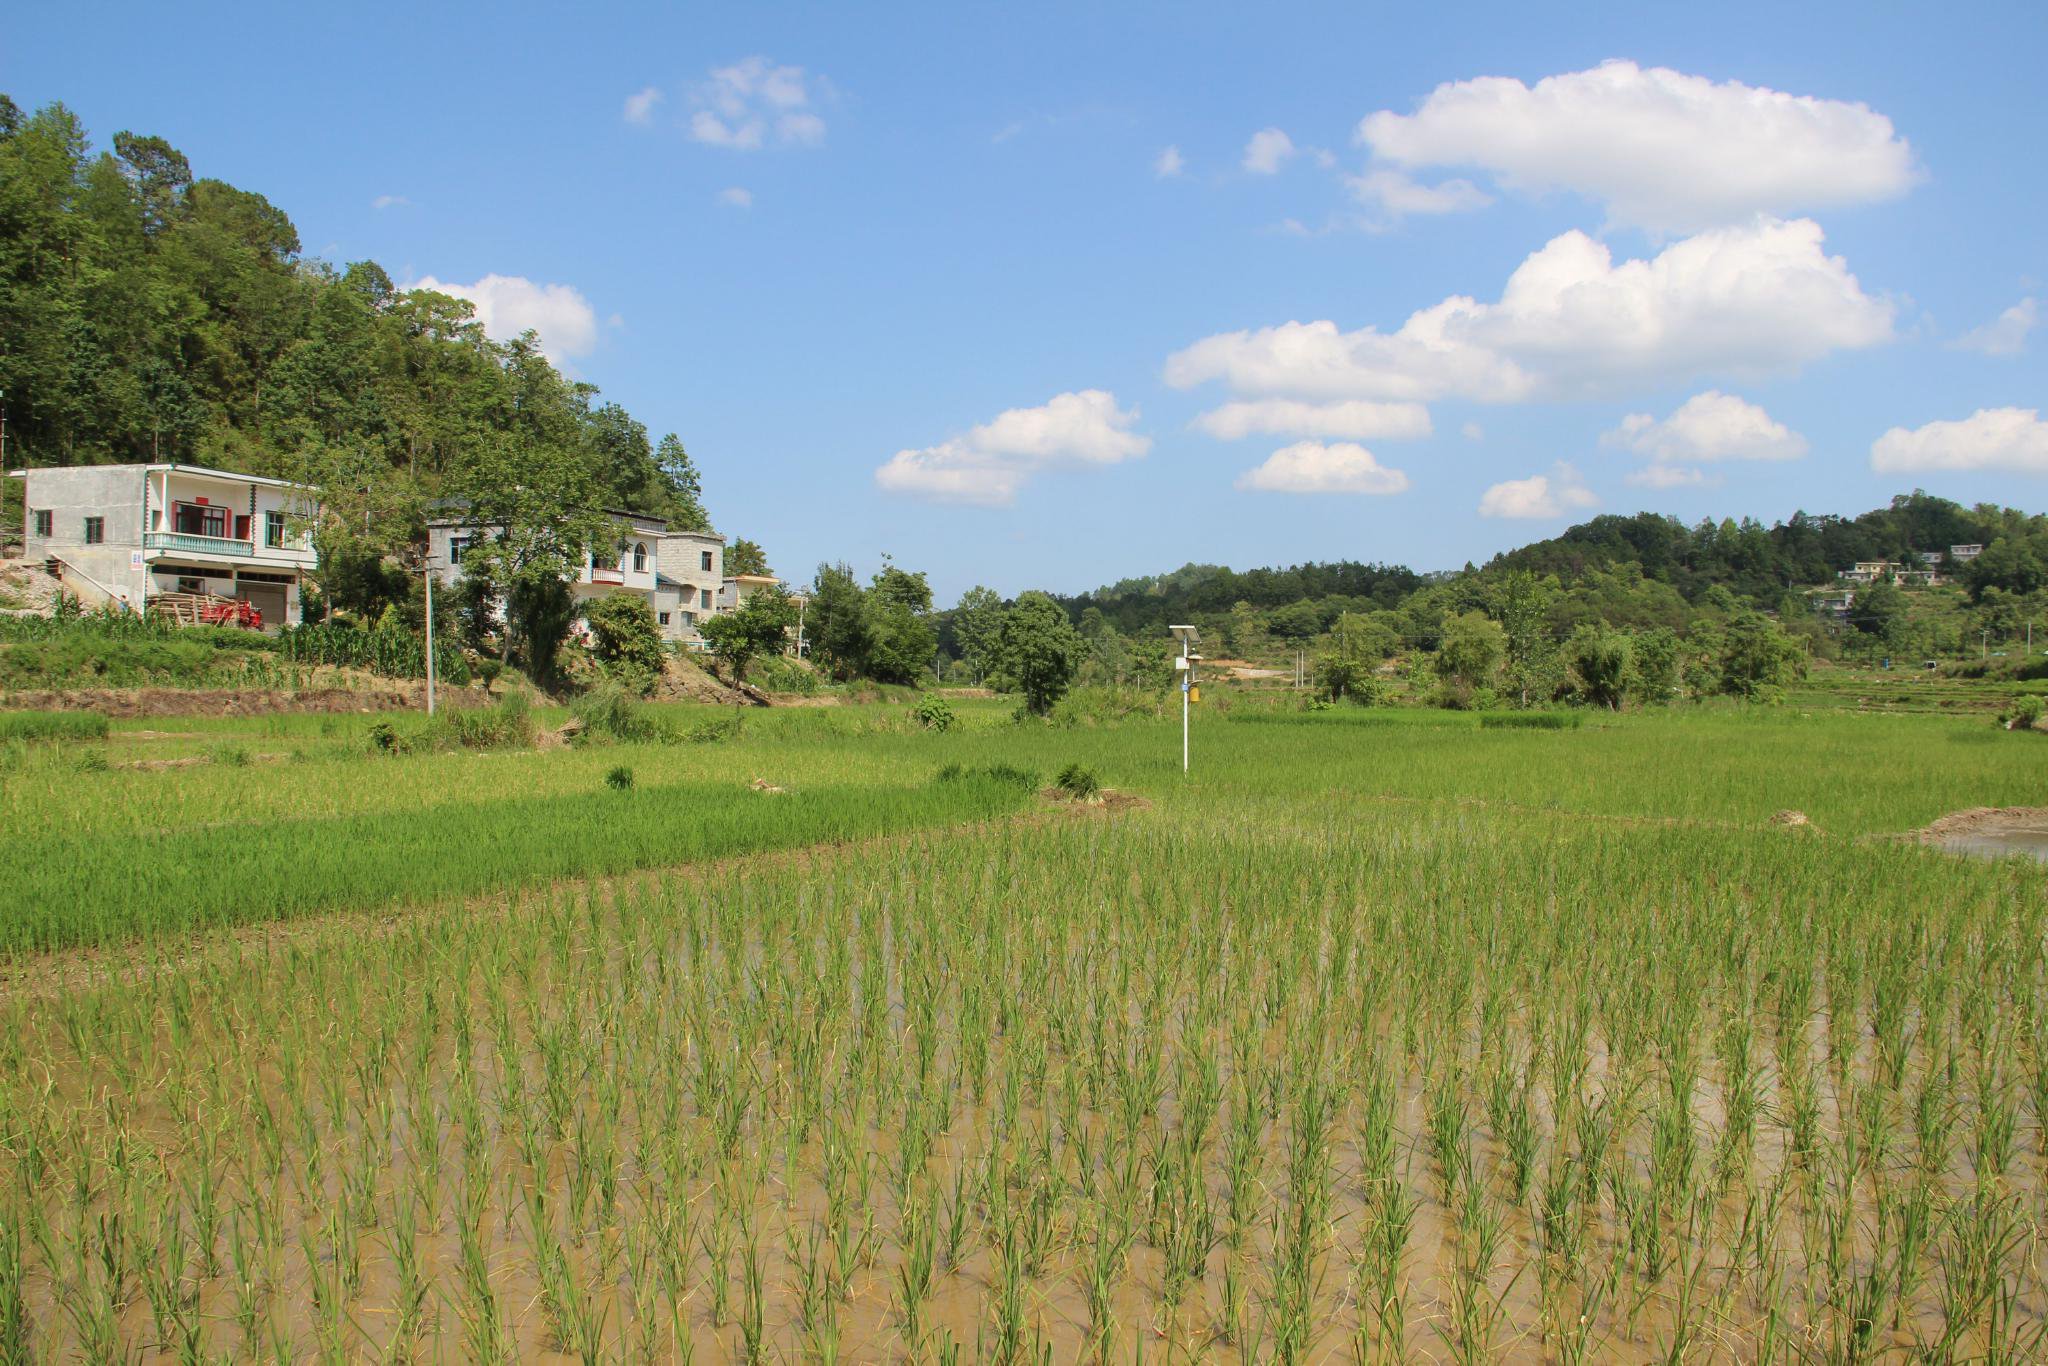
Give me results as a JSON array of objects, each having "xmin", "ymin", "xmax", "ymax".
[{"xmin": 199, "ymin": 598, "xmax": 264, "ymax": 631}]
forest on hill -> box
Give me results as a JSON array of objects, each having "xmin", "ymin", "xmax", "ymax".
[{"xmin": 1035, "ymin": 491, "xmax": 2047, "ymax": 704}]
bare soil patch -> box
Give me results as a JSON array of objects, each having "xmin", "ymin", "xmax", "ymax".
[
  {"xmin": 1038, "ymin": 785, "xmax": 1152, "ymax": 813},
  {"xmin": 647, "ymin": 653, "xmax": 758, "ymax": 705},
  {"xmin": 1916, "ymin": 805, "xmax": 2048, "ymax": 841}
]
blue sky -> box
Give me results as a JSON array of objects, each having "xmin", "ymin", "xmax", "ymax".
[{"xmin": 7, "ymin": 1, "xmax": 2046, "ymax": 601}]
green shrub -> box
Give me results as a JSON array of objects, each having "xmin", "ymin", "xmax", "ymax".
[
  {"xmin": 422, "ymin": 694, "xmax": 537, "ymax": 751},
  {"xmin": 912, "ymin": 695, "xmax": 956, "ymax": 732},
  {"xmin": 686, "ymin": 713, "xmax": 743, "ymax": 744},
  {"xmin": 1054, "ymin": 762, "xmax": 1101, "ymax": 800},
  {"xmin": 749, "ymin": 654, "xmax": 822, "ymax": 695},
  {"xmin": 936, "ymin": 762, "xmax": 1038, "ymax": 792},
  {"xmin": 584, "ymin": 595, "xmax": 665, "ymax": 694},
  {"xmin": 0, "ymin": 711, "xmax": 110, "ymax": 743},
  {"xmin": 605, "ymin": 765, "xmax": 635, "ymax": 791},
  {"xmin": 571, "ymin": 683, "xmax": 669, "ymax": 744},
  {"xmin": 2001, "ymin": 694, "xmax": 2045, "ymax": 731},
  {"xmin": 206, "ymin": 742, "xmax": 252, "ymax": 767}
]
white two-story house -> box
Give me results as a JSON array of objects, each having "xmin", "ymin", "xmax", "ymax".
[
  {"xmin": 426, "ymin": 506, "xmax": 679, "ymax": 640},
  {"xmin": 10, "ymin": 462, "xmax": 317, "ymax": 628}
]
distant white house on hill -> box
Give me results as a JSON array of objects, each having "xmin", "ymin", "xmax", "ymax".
[
  {"xmin": 426, "ymin": 507, "xmax": 738, "ymax": 648},
  {"xmin": 9, "ymin": 462, "xmax": 316, "ymax": 628}
]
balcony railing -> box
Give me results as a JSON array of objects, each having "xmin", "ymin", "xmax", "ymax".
[
  {"xmin": 589, "ymin": 567, "xmax": 625, "ymax": 585},
  {"xmin": 144, "ymin": 531, "xmax": 254, "ymax": 557}
]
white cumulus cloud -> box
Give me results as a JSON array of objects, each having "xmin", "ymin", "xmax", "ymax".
[
  {"xmin": 1237, "ymin": 441, "xmax": 1410, "ymax": 495},
  {"xmin": 1603, "ymin": 390, "xmax": 1807, "ymax": 486},
  {"xmin": 1243, "ymin": 128, "xmax": 1296, "ymax": 175},
  {"xmin": 1165, "ymin": 217, "xmax": 1891, "ymax": 404},
  {"xmin": 1155, "ymin": 145, "xmax": 1185, "ymax": 178},
  {"xmin": 1193, "ymin": 398, "xmax": 1432, "ymax": 442},
  {"xmin": 1478, "ymin": 463, "xmax": 1598, "ymax": 519},
  {"xmin": 688, "ymin": 57, "xmax": 827, "ymax": 150},
  {"xmin": 1949, "ymin": 298, "xmax": 2038, "ymax": 357},
  {"xmin": 1356, "ymin": 60, "xmax": 1918, "ymax": 232},
  {"xmin": 876, "ymin": 390, "xmax": 1150, "ymax": 506},
  {"xmin": 403, "ymin": 274, "xmax": 598, "ymax": 362},
  {"xmin": 623, "ymin": 86, "xmax": 664, "ymax": 125},
  {"xmin": 1871, "ymin": 408, "xmax": 2048, "ymax": 475}
]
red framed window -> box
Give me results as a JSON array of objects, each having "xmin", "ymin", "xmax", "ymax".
[{"xmin": 173, "ymin": 503, "xmax": 228, "ymax": 538}]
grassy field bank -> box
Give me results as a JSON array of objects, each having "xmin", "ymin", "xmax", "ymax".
[{"xmin": 3, "ymin": 698, "xmax": 2045, "ymax": 1359}]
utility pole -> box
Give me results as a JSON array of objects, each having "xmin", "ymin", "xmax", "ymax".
[
  {"xmin": 1171, "ymin": 625, "xmax": 1198, "ymax": 774},
  {"xmin": 424, "ymin": 561, "xmax": 437, "ymax": 716}
]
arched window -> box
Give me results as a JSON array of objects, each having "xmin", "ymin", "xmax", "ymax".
[{"xmin": 632, "ymin": 542, "xmax": 648, "ymax": 573}]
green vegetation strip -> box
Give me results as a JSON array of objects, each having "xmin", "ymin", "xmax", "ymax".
[
  {"xmin": 7, "ymin": 768, "xmax": 1035, "ymax": 954},
  {"xmin": 0, "ymin": 710, "xmax": 108, "ymax": 742}
]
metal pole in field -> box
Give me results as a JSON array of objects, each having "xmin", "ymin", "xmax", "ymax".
[
  {"xmin": 1171, "ymin": 625, "xmax": 1197, "ymax": 775},
  {"xmin": 424, "ymin": 563, "xmax": 436, "ymax": 716}
]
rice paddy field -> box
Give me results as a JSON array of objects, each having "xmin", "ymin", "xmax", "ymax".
[{"xmin": 3, "ymin": 697, "xmax": 2047, "ymax": 1361}]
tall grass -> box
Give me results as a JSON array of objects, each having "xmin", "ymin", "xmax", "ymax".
[{"xmin": 0, "ymin": 710, "xmax": 109, "ymax": 742}]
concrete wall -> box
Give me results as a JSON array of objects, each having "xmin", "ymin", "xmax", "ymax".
[
  {"xmin": 425, "ymin": 522, "xmax": 476, "ymax": 589},
  {"xmin": 19, "ymin": 466, "xmax": 148, "ymax": 609},
  {"xmin": 657, "ymin": 532, "xmax": 724, "ymax": 641}
]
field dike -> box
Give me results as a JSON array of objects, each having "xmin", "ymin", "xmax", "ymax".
[{"xmin": 0, "ymin": 684, "xmax": 423, "ymax": 716}]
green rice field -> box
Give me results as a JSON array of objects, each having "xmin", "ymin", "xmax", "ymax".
[{"xmin": 3, "ymin": 696, "xmax": 2046, "ymax": 1360}]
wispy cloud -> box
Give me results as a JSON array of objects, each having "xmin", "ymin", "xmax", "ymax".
[
  {"xmin": 622, "ymin": 85, "xmax": 664, "ymax": 125},
  {"xmin": 1242, "ymin": 128, "xmax": 1296, "ymax": 175},
  {"xmin": 687, "ymin": 56, "xmax": 829, "ymax": 150},
  {"xmin": 1949, "ymin": 298, "xmax": 2037, "ymax": 356}
]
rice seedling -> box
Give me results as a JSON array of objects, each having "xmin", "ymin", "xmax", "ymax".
[{"xmin": 0, "ymin": 702, "xmax": 2044, "ymax": 1358}]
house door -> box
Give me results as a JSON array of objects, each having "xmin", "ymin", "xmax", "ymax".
[{"xmin": 236, "ymin": 583, "xmax": 287, "ymax": 630}]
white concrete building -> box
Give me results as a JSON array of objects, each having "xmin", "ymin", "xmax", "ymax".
[
  {"xmin": 9, "ymin": 462, "xmax": 316, "ymax": 627},
  {"xmin": 426, "ymin": 507, "xmax": 685, "ymax": 640},
  {"xmin": 653, "ymin": 530, "xmax": 724, "ymax": 648}
]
